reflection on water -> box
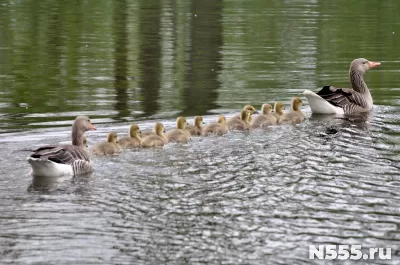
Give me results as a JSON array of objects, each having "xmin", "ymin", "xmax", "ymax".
[{"xmin": 1, "ymin": 0, "xmax": 400, "ymax": 264}]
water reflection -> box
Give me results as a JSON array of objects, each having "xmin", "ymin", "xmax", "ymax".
[{"xmin": 138, "ymin": 0, "xmax": 162, "ymax": 117}]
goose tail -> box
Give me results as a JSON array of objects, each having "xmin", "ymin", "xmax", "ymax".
[
  {"xmin": 303, "ymin": 90, "xmax": 344, "ymax": 115},
  {"xmin": 27, "ymin": 157, "xmax": 73, "ymax": 177}
]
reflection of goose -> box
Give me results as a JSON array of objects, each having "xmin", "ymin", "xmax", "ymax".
[
  {"xmin": 166, "ymin": 117, "xmax": 191, "ymax": 143},
  {"xmin": 227, "ymin": 109, "xmax": 251, "ymax": 131},
  {"xmin": 279, "ymin": 97, "xmax": 305, "ymax": 124},
  {"xmin": 186, "ymin": 116, "xmax": 204, "ymax": 136},
  {"xmin": 303, "ymin": 58, "xmax": 381, "ymax": 114},
  {"xmin": 119, "ymin": 124, "xmax": 141, "ymax": 149},
  {"xmin": 141, "ymin": 122, "xmax": 168, "ymax": 147},
  {"xmin": 91, "ymin": 132, "xmax": 121, "ymax": 156},
  {"xmin": 203, "ymin": 116, "xmax": 228, "ymax": 136},
  {"xmin": 251, "ymin": 104, "xmax": 277, "ymax": 128},
  {"xmin": 27, "ymin": 116, "xmax": 96, "ymax": 177}
]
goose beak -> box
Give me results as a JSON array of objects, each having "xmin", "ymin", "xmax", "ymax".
[
  {"xmin": 89, "ymin": 123, "xmax": 97, "ymax": 130},
  {"xmin": 369, "ymin": 61, "xmax": 381, "ymax": 69}
]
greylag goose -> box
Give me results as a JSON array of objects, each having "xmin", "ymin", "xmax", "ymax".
[
  {"xmin": 303, "ymin": 58, "xmax": 380, "ymax": 114},
  {"xmin": 185, "ymin": 116, "xmax": 204, "ymax": 136},
  {"xmin": 141, "ymin": 122, "xmax": 168, "ymax": 147},
  {"xmin": 251, "ymin": 104, "xmax": 277, "ymax": 128},
  {"xmin": 227, "ymin": 109, "xmax": 251, "ymax": 131},
  {"xmin": 91, "ymin": 132, "xmax": 121, "ymax": 155},
  {"xmin": 272, "ymin": 102, "xmax": 285, "ymax": 122},
  {"xmin": 203, "ymin": 115, "xmax": 228, "ymax": 136},
  {"xmin": 279, "ymin": 97, "xmax": 305, "ymax": 124},
  {"xmin": 26, "ymin": 116, "xmax": 96, "ymax": 177},
  {"xmin": 229, "ymin": 105, "xmax": 257, "ymax": 123},
  {"xmin": 119, "ymin": 124, "xmax": 141, "ymax": 149},
  {"xmin": 166, "ymin": 117, "xmax": 191, "ymax": 143}
]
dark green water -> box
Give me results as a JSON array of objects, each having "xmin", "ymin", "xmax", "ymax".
[{"xmin": 0, "ymin": 1, "xmax": 400, "ymax": 264}]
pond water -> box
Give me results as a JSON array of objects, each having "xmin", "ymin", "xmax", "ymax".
[{"xmin": 1, "ymin": 0, "xmax": 400, "ymax": 264}]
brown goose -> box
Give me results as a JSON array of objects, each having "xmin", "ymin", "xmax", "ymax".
[
  {"xmin": 91, "ymin": 132, "xmax": 121, "ymax": 156},
  {"xmin": 185, "ymin": 116, "xmax": 204, "ymax": 136},
  {"xmin": 303, "ymin": 58, "xmax": 380, "ymax": 114},
  {"xmin": 141, "ymin": 122, "xmax": 168, "ymax": 147},
  {"xmin": 279, "ymin": 97, "xmax": 305, "ymax": 124},
  {"xmin": 272, "ymin": 102, "xmax": 285, "ymax": 122},
  {"xmin": 251, "ymin": 104, "xmax": 277, "ymax": 128},
  {"xmin": 229, "ymin": 105, "xmax": 257, "ymax": 123},
  {"xmin": 227, "ymin": 109, "xmax": 251, "ymax": 131},
  {"xmin": 119, "ymin": 124, "xmax": 141, "ymax": 149},
  {"xmin": 166, "ymin": 117, "xmax": 191, "ymax": 143},
  {"xmin": 26, "ymin": 116, "xmax": 96, "ymax": 177},
  {"xmin": 203, "ymin": 115, "xmax": 228, "ymax": 136}
]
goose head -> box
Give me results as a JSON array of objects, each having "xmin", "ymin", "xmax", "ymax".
[
  {"xmin": 240, "ymin": 109, "xmax": 251, "ymax": 122},
  {"xmin": 74, "ymin": 116, "xmax": 96, "ymax": 132},
  {"xmin": 154, "ymin": 122, "xmax": 165, "ymax": 136},
  {"xmin": 274, "ymin": 102, "xmax": 285, "ymax": 115},
  {"xmin": 243, "ymin": 105, "xmax": 257, "ymax": 115},
  {"xmin": 176, "ymin": 116, "xmax": 188, "ymax": 129},
  {"xmin": 291, "ymin": 97, "xmax": 303, "ymax": 111},
  {"xmin": 351, "ymin": 58, "xmax": 381, "ymax": 74},
  {"xmin": 107, "ymin": 132, "xmax": 118, "ymax": 144},
  {"xmin": 129, "ymin": 124, "xmax": 141, "ymax": 139},
  {"xmin": 217, "ymin": 115, "xmax": 226, "ymax": 124},
  {"xmin": 194, "ymin": 116, "xmax": 204, "ymax": 128},
  {"xmin": 261, "ymin": 104, "xmax": 273, "ymax": 114}
]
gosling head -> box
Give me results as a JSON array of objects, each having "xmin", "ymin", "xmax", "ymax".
[
  {"xmin": 274, "ymin": 102, "xmax": 284, "ymax": 115},
  {"xmin": 194, "ymin": 116, "xmax": 204, "ymax": 128},
  {"xmin": 240, "ymin": 109, "xmax": 251, "ymax": 122},
  {"xmin": 261, "ymin": 104, "xmax": 273, "ymax": 115},
  {"xmin": 350, "ymin": 58, "xmax": 380, "ymax": 74},
  {"xmin": 82, "ymin": 136, "xmax": 88, "ymax": 148},
  {"xmin": 217, "ymin": 115, "xmax": 226, "ymax": 124},
  {"xmin": 176, "ymin": 116, "xmax": 188, "ymax": 129},
  {"xmin": 107, "ymin": 132, "xmax": 118, "ymax": 144},
  {"xmin": 154, "ymin": 122, "xmax": 165, "ymax": 135},
  {"xmin": 129, "ymin": 124, "xmax": 141, "ymax": 138},
  {"xmin": 243, "ymin": 105, "xmax": 257, "ymax": 115},
  {"xmin": 291, "ymin": 97, "xmax": 303, "ymax": 111}
]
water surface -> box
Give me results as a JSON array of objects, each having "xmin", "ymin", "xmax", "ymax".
[{"xmin": 1, "ymin": 0, "xmax": 400, "ymax": 264}]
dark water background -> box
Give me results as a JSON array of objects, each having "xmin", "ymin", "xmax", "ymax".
[{"xmin": 0, "ymin": 0, "xmax": 400, "ymax": 264}]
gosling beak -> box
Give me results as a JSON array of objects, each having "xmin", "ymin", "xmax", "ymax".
[
  {"xmin": 253, "ymin": 110, "xmax": 259, "ymax": 114},
  {"xmin": 89, "ymin": 123, "xmax": 96, "ymax": 130},
  {"xmin": 369, "ymin": 61, "xmax": 381, "ymax": 69}
]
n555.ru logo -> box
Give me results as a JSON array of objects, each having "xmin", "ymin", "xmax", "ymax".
[{"xmin": 309, "ymin": 245, "xmax": 391, "ymax": 260}]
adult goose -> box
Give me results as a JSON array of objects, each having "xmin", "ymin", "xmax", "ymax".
[
  {"xmin": 27, "ymin": 116, "xmax": 96, "ymax": 177},
  {"xmin": 303, "ymin": 58, "xmax": 380, "ymax": 114}
]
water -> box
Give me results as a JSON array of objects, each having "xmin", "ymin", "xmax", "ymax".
[{"xmin": 1, "ymin": 0, "xmax": 400, "ymax": 264}]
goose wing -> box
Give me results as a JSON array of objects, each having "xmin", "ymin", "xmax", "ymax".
[
  {"xmin": 30, "ymin": 145, "xmax": 90, "ymax": 164},
  {"xmin": 317, "ymin": 85, "xmax": 370, "ymax": 113}
]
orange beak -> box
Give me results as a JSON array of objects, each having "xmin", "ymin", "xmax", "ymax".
[
  {"xmin": 89, "ymin": 123, "xmax": 97, "ymax": 130},
  {"xmin": 369, "ymin": 61, "xmax": 381, "ymax": 69}
]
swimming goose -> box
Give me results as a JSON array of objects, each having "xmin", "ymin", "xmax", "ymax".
[
  {"xmin": 119, "ymin": 124, "xmax": 141, "ymax": 149},
  {"xmin": 141, "ymin": 122, "xmax": 168, "ymax": 147},
  {"xmin": 91, "ymin": 132, "xmax": 121, "ymax": 155},
  {"xmin": 166, "ymin": 117, "xmax": 191, "ymax": 143},
  {"xmin": 272, "ymin": 102, "xmax": 285, "ymax": 122},
  {"xmin": 26, "ymin": 116, "xmax": 96, "ymax": 177},
  {"xmin": 227, "ymin": 109, "xmax": 251, "ymax": 131},
  {"xmin": 251, "ymin": 104, "xmax": 277, "ymax": 128},
  {"xmin": 185, "ymin": 116, "xmax": 204, "ymax": 136},
  {"xmin": 303, "ymin": 58, "xmax": 381, "ymax": 114},
  {"xmin": 229, "ymin": 105, "xmax": 257, "ymax": 122},
  {"xmin": 203, "ymin": 115, "xmax": 228, "ymax": 136},
  {"xmin": 279, "ymin": 97, "xmax": 305, "ymax": 124}
]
